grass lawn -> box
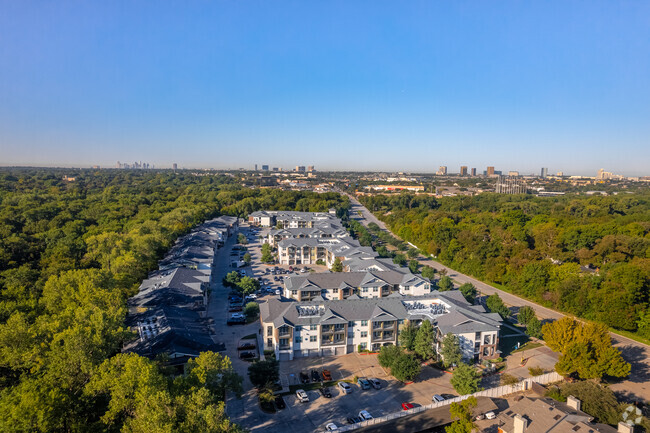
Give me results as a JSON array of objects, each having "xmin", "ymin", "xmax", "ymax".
[
  {"xmin": 499, "ymin": 334, "xmax": 531, "ymax": 357},
  {"xmin": 512, "ymin": 341, "xmax": 543, "ymax": 354}
]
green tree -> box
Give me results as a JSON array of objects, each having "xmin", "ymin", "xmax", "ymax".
[
  {"xmin": 542, "ymin": 318, "xmax": 631, "ymax": 380},
  {"xmin": 414, "ymin": 320, "xmax": 436, "ymax": 360},
  {"xmin": 223, "ymin": 271, "xmax": 241, "ymax": 288},
  {"xmin": 390, "ymin": 352, "xmax": 421, "ymax": 382},
  {"xmin": 450, "ymin": 363, "xmax": 482, "ymax": 395},
  {"xmin": 407, "ymin": 248, "xmax": 420, "ymax": 259},
  {"xmin": 438, "ymin": 275, "xmax": 453, "ymax": 291},
  {"xmin": 243, "ymin": 252, "xmax": 251, "ymax": 265},
  {"xmin": 237, "ymin": 233, "xmax": 247, "ymax": 245},
  {"xmin": 421, "ymin": 265, "xmax": 436, "ymax": 280},
  {"xmin": 237, "ymin": 276, "xmax": 260, "ymax": 295},
  {"xmin": 459, "ymin": 283, "xmax": 477, "ymax": 303},
  {"xmin": 393, "ymin": 254, "xmax": 407, "ymax": 266},
  {"xmin": 247, "ymin": 358, "xmax": 279, "ymax": 389},
  {"xmin": 399, "ymin": 322, "xmax": 418, "ymax": 351},
  {"xmin": 244, "ymin": 302, "xmax": 259, "ymax": 320},
  {"xmin": 445, "ymin": 396, "xmax": 477, "ymax": 433},
  {"xmin": 486, "ymin": 293, "xmax": 511, "ymax": 319},
  {"xmin": 500, "ymin": 373, "xmax": 520, "ymax": 386},
  {"xmin": 556, "ymin": 381, "xmax": 624, "ymax": 425},
  {"xmin": 408, "ymin": 259, "xmax": 419, "ymax": 274},
  {"xmin": 526, "ymin": 316, "xmax": 542, "ymax": 339},
  {"xmin": 517, "ymin": 306, "xmax": 536, "ymax": 326},
  {"xmin": 331, "ymin": 257, "xmax": 343, "ymax": 272},
  {"xmin": 440, "ymin": 333, "xmax": 463, "ymax": 368},
  {"xmin": 377, "ymin": 345, "xmax": 403, "ymax": 369}
]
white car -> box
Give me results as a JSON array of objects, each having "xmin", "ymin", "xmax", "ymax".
[
  {"xmin": 432, "ymin": 394, "xmax": 445, "ymax": 402},
  {"xmin": 359, "ymin": 410, "xmax": 373, "ymax": 420},
  {"xmin": 246, "ymin": 293, "xmax": 258, "ymax": 299},
  {"xmin": 338, "ymin": 382, "xmax": 352, "ymax": 394},
  {"xmin": 296, "ymin": 389, "xmax": 309, "ymax": 403},
  {"xmin": 485, "ymin": 411, "xmax": 496, "ymax": 420},
  {"xmin": 325, "ymin": 423, "xmax": 339, "ymax": 431},
  {"xmin": 230, "ymin": 313, "xmax": 245, "ymax": 319}
]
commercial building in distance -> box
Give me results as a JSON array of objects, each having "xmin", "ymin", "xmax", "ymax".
[
  {"xmin": 471, "ymin": 167, "xmax": 477, "ymax": 176},
  {"xmin": 437, "ymin": 166, "xmax": 448, "ymax": 175},
  {"xmin": 248, "ymin": 210, "xmax": 338, "ymax": 228},
  {"xmin": 495, "ymin": 175, "xmax": 528, "ymax": 194},
  {"xmin": 540, "ymin": 167, "xmax": 548, "ymax": 178},
  {"xmin": 460, "ymin": 166, "xmax": 468, "ymax": 176},
  {"xmin": 260, "ymin": 290, "xmax": 501, "ymax": 361},
  {"xmin": 486, "ymin": 166, "xmax": 495, "ymax": 176}
]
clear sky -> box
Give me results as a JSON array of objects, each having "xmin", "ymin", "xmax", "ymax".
[{"xmin": 1, "ymin": 1, "xmax": 649, "ymax": 176}]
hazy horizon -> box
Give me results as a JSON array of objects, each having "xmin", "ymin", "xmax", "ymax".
[{"xmin": 1, "ymin": 2, "xmax": 649, "ymax": 177}]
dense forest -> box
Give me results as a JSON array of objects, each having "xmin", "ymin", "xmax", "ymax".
[
  {"xmin": 359, "ymin": 192, "xmax": 650, "ymax": 337},
  {"xmin": 0, "ymin": 168, "xmax": 349, "ymax": 432}
]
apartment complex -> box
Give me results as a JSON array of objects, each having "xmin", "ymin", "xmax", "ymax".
[
  {"xmin": 260, "ymin": 290, "xmax": 501, "ymax": 361},
  {"xmin": 283, "ymin": 270, "xmax": 431, "ymax": 301},
  {"xmin": 123, "ymin": 216, "xmax": 238, "ymax": 367},
  {"xmin": 277, "ymin": 236, "xmax": 377, "ymax": 267},
  {"xmin": 248, "ymin": 210, "xmax": 337, "ymax": 228},
  {"xmin": 495, "ymin": 175, "xmax": 528, "ymax": 194}
]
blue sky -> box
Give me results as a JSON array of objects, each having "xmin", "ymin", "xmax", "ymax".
[{"xmin": 1, "ymin": 1, "xmax": 649, "ymax": 175}]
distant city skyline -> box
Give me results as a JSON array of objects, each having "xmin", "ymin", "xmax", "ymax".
[{"xmin": 1, "ymin": 2, "xmax": 649, "ymax": 176}]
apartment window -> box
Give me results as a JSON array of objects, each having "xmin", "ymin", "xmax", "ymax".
[
  {"xmin": 267, "ymin": 338, "xmax": 272, "ymax": 347},
  {"xmin": 279, "ymin": 338, "xmax": 289, "ymax": 347},
  {"xmin": 295, "ymin": 326, "xmax": 302, "ymax": 332},
  {"xmin": 362, "ymin": 287, "xmax": 369, "ymax": 293},
  {"xmin": 295, "ymin": 337, "xmax": 301, "ymax": 343},
  {"xmin": 348, "ymin": 321, "xmax": 355, "ymax": 327},
  {"xmin": 310, "ymin": 336, "xmax": 317, "ymax": 342},
  {"xmin": 361, "ymin": 320, "xmax": 368, "ymax": 326},
  {"xmin": 267, "ymin": 326, "xmax": 273, "ymax": 337},
  {"xmin": 333, "ymin": 288, "xmax": 339, "ymax": 293},
  {"xmin": 359, "ymin": 342, "xmax": 367, "ymax": 350},
  {"xmin": 310, "ymin": 325, "xmax": 317, "ymax": 331},
  {"xmin": 475, "ymin": 332, "xmax": 481, "ymax": 340},
  {"xmin": 291, "ymin": 290, "xmax": 297, "ymax": 295},
  {"xmin": 373, "ymin": 287, "xmax": 378, "ymax": 292},
  {"xmin": 360, "ymin": 331, "xmax": 368, "ymax": 338}
]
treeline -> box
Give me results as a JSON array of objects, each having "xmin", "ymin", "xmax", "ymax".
[
  {"xmin": 359, "ymin": 192, "xmax": 650, "ymax": 336},
  {"xmin": 0, "ymin": 168, "xmax": 349, "ymax": 432}
]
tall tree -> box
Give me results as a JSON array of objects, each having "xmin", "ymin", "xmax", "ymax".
[
  {"xmin": 331, "ymin": 257, "xmax": 343, "ymax": 272},
  {"xmin": 459, "ymin": 283, "xmax": 477, "ymax": 303},
  {"xmin": 450, "ymin": 363, "xmax": 482, "ymax": 395},
  {"xmin": 438, "ymin": 275, "xmax": 454, "ymax": 291},
  {"xmin": 414, "ymin": 320, "xmax": 436, "ymax": 360},
  {"xmin": 399, "ymin": 321, "xmax": 418, "ymax": 351},
  {"xmin": 440, "ymin": 333, "xmax": 463, "ymax": 368}
]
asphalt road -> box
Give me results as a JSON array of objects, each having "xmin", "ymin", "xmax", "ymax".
[{"xmin": 346, "ymin": 193, "xmax": 650, "ymax": 402}]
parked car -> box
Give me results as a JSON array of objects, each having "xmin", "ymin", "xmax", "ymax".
[
  {"xmin": 299, "ymin": 372, "xmax": 310, "ymax": 384},
  {"xmin": 274, "ymin": 396, "xmax": 286, "ymax": 409},
  {"xmin": 475, "ymin": 414, "xmax": 485, "ymax": 421},
  {"xmin": 485, "ymin": 411, "xmax": 496, "ymax": 420},
  {"xmin": 369, "ymin": 378, "xmax": 381, "ymax": 389},
  {"xmin": 325, "ymin": 423, "xmax": 339, "ymax": 431},
  {"xmin": 321, "ymin": 370, "xmax": 332, "ymax": 381},
  {"xmin": 338, "ymin": 382, "xmax": 352, "ymax": 394},
  {"xmin": 230, "ymin": 313, "xmax": 245, "ymax": 319},
  {"xmin": 226, "ymin": 317, "xmax": 245, "ymax": 326},
  {"xmin": 357, "ymin": 378, "xmax": 371, "ymax": 390},
  {"xmin": 402, "ymin": 402, "xmax": 414, "ymax": 410},
  {"xmin": 346, "ymin": 416, "xmax": 362, "ymax": 424},
  {"xmin": 237, "ymin": 342, "xmax": 256, "ymax": 350},
  {"xmin": 239, "ymin": 351, "xmax": 256, "ymax": 360},
  {"xmin": 274, "ymin": 289, "xmax": 281, "ymax": 295},
  {"xmin": 432, "ymin": 394, "xmax": 445, "ymax": 403},
  {"xmin": 296, "ymin": 389, "xmax": 309, "ymax": 403},
  {"xmin": 359, "ymin": 410, "xmax": 373, "ymax": 420},
  {"xmin": 228, "ymin": 305, "xmax": 243, "ymax": 312},
  {"xmin": 319, "ymin": 386, "xmax": 332, "ymax": 398},
  {"xmin": 311, "ymin": 370, "xmax": 322, "ymax": 382}
]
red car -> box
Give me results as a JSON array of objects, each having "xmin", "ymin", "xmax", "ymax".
[
  {"xmin": 322, "ymin": 370, "xmax": 332, "ymax": 381},
  {"xmin": 402, "ymin": 403, "xmax": 414, "ymax": 411}
]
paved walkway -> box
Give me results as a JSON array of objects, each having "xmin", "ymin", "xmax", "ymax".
[{"xmin": 347, "ymin": 194, "xmax": 650, "ymax": 402}]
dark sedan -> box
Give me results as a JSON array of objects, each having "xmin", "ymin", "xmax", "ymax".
[
  {"xmin": 299, "ymin": 372, "xmax": 310, "ymax": 384},
  {"xmin": 319, "ymin": 386, "xmax": 332, "ymax": 398},
  {"xmin": 311, "ymin": 369, "xmax": 322, "ymax": 382}
]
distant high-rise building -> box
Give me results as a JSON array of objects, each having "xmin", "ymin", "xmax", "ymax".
[
  {"xmin": 471, "ymin": 168, "xmax": 477, "ymax": 176},
  {"xmin": 172, "ymin": 163, "xmax": 178, "ymax": 170},
  {"xmin": 437, "ymin": 166, "xmax": 447, "ymax": 175},
  {"xmin": 272, "ymin": 167, "xmax": 279, "ymax": 172},
  {"xmin": 460, "ymin": 166, "xmax": 468, "ymax": 176},
  {"xmin": 556, "ymin": 171, "xmax": 563, "ymax": 177},
  {"xmin": 541, "ymin": 167, "xmax": 548, "ymax": 178},
  {"xmin": 254, "ymin": 164, "xmax": 258, "ymax": 171},
  {"xmin": 262, "ymin": 165, "xmax": 269, "ymax": 171},
  {"xmin": 487, "ymin": 166, "xmax": 495, "ymax": 176},
  {"xmin": 307, "ymin": 165, "xmax": 315, "ymax": 172},
  {"xmin": 296, "ymin": 166, "xmax": 306, "ymax": 173}
]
